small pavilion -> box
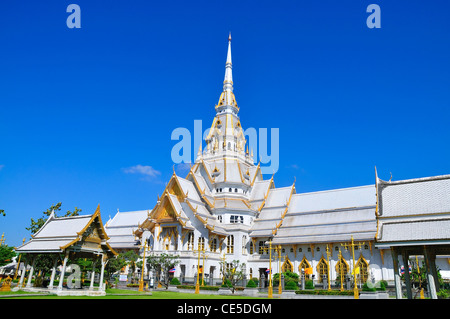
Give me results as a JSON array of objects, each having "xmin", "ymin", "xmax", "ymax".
[
  {"xmin": 375, "ymin": 172, "xmax": 450, "ymax": 299},
  {"xmin": 15, "ymin": 205, "xmax": 117, "ymax": 296}
]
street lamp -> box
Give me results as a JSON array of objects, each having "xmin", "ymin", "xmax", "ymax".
[{"xmin": 341, "ymin": 236, "xmax": 364, "ymax": 299}]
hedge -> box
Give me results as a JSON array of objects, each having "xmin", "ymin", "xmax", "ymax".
[
  {"xmin": 176, "ymin": 285, "xmax": 220, "ymax": 291},
  {"xmin": 295, "ymin": 289, "xmax": 354, "ymax": 296}
]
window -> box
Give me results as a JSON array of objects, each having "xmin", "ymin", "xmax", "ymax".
[
  {"xmin": 230, "ymin": 215, "xmax": 244, "ymax": 224},
  {"xmin": 290, "ymin": 247, "xmax": 294, "ymax": 253},
  {"xmin": 335, "ymin": 256, "xmax": 349, "ymax": 281},
  {"xmin": 242, "ymin": 235, "xmax": 247, "ymax": 254},
  {"xmin": 259, "ymin": 241, "xmax": 268, "ymax": 254},
  {"xmin": 235, "ymin": 188, "xmax": 238, "ymax": 192},
  {"xmin": 198, "ymin": 237, "xmax": 205, "ymax": 251},
  {"xmin": 357, "ymin": 256, "xmax": 369, "ymax": 283},
  {"xmin": 187, "ymin": 232, "xmax": 194, "ymax": 251},
  {"xmin": 226, "ymin": 235, "xmax": 234, "ymax": 254},
  {"xmin": 316, "ymin": 257, "xmax": 328, "ymax": 283},
  {"xmin": 316, "ymin": 247, "xmax": 320, "ymax": 252},
  {"xmin": 299, "ymin": 248, "xmax": 302, "ymax": 253},
  {"xmin": 249, "ymin": 241, "xmax": 254, "ymax": 254},
  {"xmin": 218, "ymin": 215, "xmax": 222, "ymax": 223},
  {"xmin": 281, "ymin": 248, "xmax": 285, "ymax": 253},
  {"xmin": 229, "ymin": 188, "xmax": 232, "ymax": 192},
  {"xmin": 210, "ymin": 238, "xmax": 217, "ymax": 252}
]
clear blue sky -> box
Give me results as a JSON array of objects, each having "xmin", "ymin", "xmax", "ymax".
[{"xmin": 1, "ymin": 0, "xmax": 449, "ymax": 247}]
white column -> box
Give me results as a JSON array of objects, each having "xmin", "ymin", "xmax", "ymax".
[
  {"xmin": 89, "ymin": 259, "xmax": 97, "ymax": 290},
  {"xmin": 18, "ymin": 259, "xmax": 27, "ymax": 288},
  {"xmin": 99, "ymin": 256, "xmax": 106, "ymax": 290},
  {"xmin": 48, "ymin": 256, "xmax": 58, "ymax": 289},
  {"xmin": 58, "ymin": 252, "xmax": 69, "ymax": 290},
  {"xmin": 26, "ymin": 256, "xmax": 36, "ymax": 288}
]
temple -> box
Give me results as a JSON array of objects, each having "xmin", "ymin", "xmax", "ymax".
[{"xmin": 106, "ymin": 35, "xmax": 450, "ymax": 298}]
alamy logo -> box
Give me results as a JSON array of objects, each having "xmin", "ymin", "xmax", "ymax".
[{"xmin": 171, "ymin": 120, "xmax": 279, "ymax": 175}]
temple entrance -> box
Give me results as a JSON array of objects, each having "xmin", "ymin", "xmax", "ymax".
[{"xmin": 259, "ymin": 268, "xmax": 268, "ymax": 288}]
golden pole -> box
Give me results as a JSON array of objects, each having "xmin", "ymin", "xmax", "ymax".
[
  {"xmin": 221, "ymin": 253, "xmax": 226, "ymax": 285},
  {"xmin": 201, "ymin": 247, "xmax": 207, "ymax": 286},
  {"xmin": 326, "ymin": 244, "xmax": 331, "ymax": 291},
  {"xmin": 0, "ymin": 233, "xmax": 4, "ymax": 246},
  {"xmin": 13, "ymin": 238, "xmax": 26, "ymax": 280},
  {"xmin": 268, "ymin": 240, "xmax": 273, "ymax": 298},
  {"xmin": 338, "ymin": 249, "xmax": 344, "ymax": 292},
  {"xmin": 277, "ymin": 245, "xmax": 282, "ymax": 294},
  {"xmin": 341, "ymin": 236, "xmax": 363, "ymax": 299},
  {"xmin": 195, "ymin": 244, "xmax": 201, "ymax": 294},
  {"xmin": 138, "ymin": 241, "xmax": 147, "ymax": 292}
]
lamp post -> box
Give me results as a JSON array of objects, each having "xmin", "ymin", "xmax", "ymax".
[
  {"xmin": 139, "ymin": 241, "xmax": 148, "ymax": 292},
  {"xmin": 341, "ymin": 236, "xmax": 364, "ymax": 299},
  {"xmin": 201, "ymin": 248, "xmax": 208, "ymax": 286},
  {"xmin": 195, "ymin": 244, "xmax": 201, "ymax": 294},
  {"xmin": 325, "ymin": 244, "xmax": 331, "ymax": 291},
  {"xmin": 268, "ymin": 240, "xmax": 273, "ymax": 298},
  {"xmin": 338, "ymin": 249, "xmax": 344, "ymax": 292},
  {"xmin": 220, "ymin": 252, "xmax": 226, "ymax": 285}
]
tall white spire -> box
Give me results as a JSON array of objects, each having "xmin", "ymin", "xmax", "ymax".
[{"xmin": 223, "ymin": 32, "xmax": 233, "ymax": 92}]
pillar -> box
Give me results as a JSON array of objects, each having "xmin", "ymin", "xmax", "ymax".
[
  {"xmin": 391, "ymin": 247, "xmax": 403, "ymax": 299},
  {"xmin": 48, "ymin": 255, "xmax": 59, "ymax": 290},
  {"xmin": 99, "ymin": 256, "xmax": 106, "ymax": 291},
  {"xmin": 423, "ymin": 246, "xmax": 438, "ymax": 299},
  {"xmin": 89, "ymin": 258, "xmax": 97, "ymax": 290},
  {"xmin": 26, "ymin": 256, "xmax": 36, "ymax": 288},
  {"xmin": 58, "ymin": 252, "xmax": 69, "ymax": 290},
  {"xmin": 401, "ymin": 251, "xmax": 412, "ymax": 299},
  {"xmin": 18, "ymin": 256, "xmax": 28, "ymax": 288}
]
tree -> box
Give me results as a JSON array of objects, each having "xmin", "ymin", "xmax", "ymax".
[
  {"xmin": 23, "ymin": 203, "xmax": 82, "ymax": 287},
  {"xmin": 219, "ymin": 259, "xmax": 246, "ymax": 294},
  {"xmin": 146, "ymin": 253, "xmax": 180, "ymax": 289},
  {"xmin": 122, "ymin": 250, "xmax": 139, "ymax": 283},
  {"xmin": 26, "ymin": 202, "xmax": 82, "ymax": 235},
  {"xmin": 0, "ymin": 245, "xmax": 16, "ymax": 267},
  {"xmin": 0, "ymin": 209, "xmax": 5, "ymax": 217}
]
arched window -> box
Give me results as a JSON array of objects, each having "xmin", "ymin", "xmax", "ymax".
[
  {"xmin": 198, "ymin": 237, "xmax": 205, "ymax": 251},
  {"xmin": 242, "ymin": 235, "xmax": 247, "ymax": 254},
  {"xmin": 335, "ymin": 255, "xmax": 349, "ymax": 281},
  {"xmin": 227, "ymin": 235, "xmax": 234, "ymax": 254},
  {"xmin": 282, "ymin": 257, "xmax": 293, "ymax": 273},
  {"xmin": 228, "ymin": 142, "xmax": 231, "ymax": 150},
  {"xmin": 299, "ymin": 256, "xmax": 312, "ymax": 279},
  {"xmin": 316, "ymin": 256, "xmax": 328, "ymax": 283},
  {"xmin": 210, "ymin": 238, "xmax": 217, "ymax": 252},
  {"xmin": 357, "ymin": 254, "xmax": 370, "ymax": 283},
  {"xmin": 249, "ymin": 241, "xmax": 254, "ymax": 254},
  {"xmin": 187, "ymin": 232, "xmax": 194, "ymax": 251}
]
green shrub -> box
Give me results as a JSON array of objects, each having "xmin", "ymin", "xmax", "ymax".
[
  {"xmin": 362, "ymin": 282, "xmax": 376, "ymax": 292},
  {"xmin": 221, "ymin": 279, "xmax": 232, "ymax": 288},
  {"xmin": 176, "ymin": 285, "xmax": 219, "ymax": 291},
  {"xmin": 285, "ymin": 280, "xmax": 298, "ymax": 290},
  {"xmin": 170, "ymin": 277, "xmax": 181, "ymax": 285},
  {"xmin": 246, "ymin": 279, "xmax": 257, "ymax": 288},
  {"xmin": 305, "ymin": 280, "xmax": 314, "ymax": 289},
  {"xmin": 295, "ymin": 289, "xmax": 354, "ymax": 296},
  {"xmin": 377, "ymin": 280, "xmax": 387, "ymax": 291}
]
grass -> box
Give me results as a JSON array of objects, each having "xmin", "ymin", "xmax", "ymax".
[{"xmin": 0, "ymin": 288, "xmax": 264, "ymax": 299}]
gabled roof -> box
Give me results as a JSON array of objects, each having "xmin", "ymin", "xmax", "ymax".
[
  {"xmin": 105, "ymin": 210, "xmax": 150, "ymax": 249},
  {"xmin": 376, "ymin": 173, "xmax": 450, "ymax": 247},
  {"xmin": 272, "ymin": 185, "xmax": 377, "ymax": 245},
  {"xmin": 16, "ymin": 205, "xmax": 117, "ymax": 256}
]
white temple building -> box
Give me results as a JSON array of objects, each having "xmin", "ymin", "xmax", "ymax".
[{"xmin": 105, "ymin": 34, "xmax": 450, "ymax": 292}]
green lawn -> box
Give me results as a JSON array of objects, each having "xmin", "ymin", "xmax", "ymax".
[{"xmin": 0, "ymin": 288, "xmax": 265, "ymax": 299}]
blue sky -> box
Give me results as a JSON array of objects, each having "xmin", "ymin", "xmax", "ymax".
[{"xmin": 0, "ymin": 0, "xmax": 449, "ymax": 247}]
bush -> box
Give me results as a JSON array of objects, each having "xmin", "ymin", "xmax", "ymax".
[
  {"xmin": 295, "ymin": 289, "xmax": 354, "ymax": 296},
  {"xmin": 176, "ymin": 285, "xmax": 220, "ymax": 291},
  {"xmin": 246, "ymin": 279, "xmax": 257, "ymax": 288},
  {"xmin": 377, "ymin": 280, "xmax": 387, "ymax": 291},
  {"xmin": 305, "ymin": 280, "xmax": 314, "ymax": 289},
  {"xmin": 170, "ymin": 277, "xmax": 181, "ymax": 285},
  {"xmin": 221, "ymin": 279, "xmax": 232, "ymax": 288},
  {"xmin": 285, "ymin": 281, "xmax": 298, "ymax": 290},
  {"xmin": 362, "ymin": 282, "xmax": 376, "ymax": 292}
]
